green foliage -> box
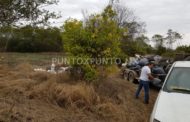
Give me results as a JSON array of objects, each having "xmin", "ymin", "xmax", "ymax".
[
  {"xmin": 152, "ymin": 34, "xmax": 167, "ymax": 55},
  {"xmin": 152, "ymin": 34, "xmax": 164, "ymax": 48},
  {"xmin": 176, "ymin": 45, "xmax": 190, "ymax": 53},
  {"xmin": 62, "ymin": 6, "xmax": 122, "ymax": 81},
  {"xmin": 121, "ymin": 35, "xmax": 153, "ymax": 56},
  {"xmin": 83, "ymin": 65, "xmax": 98, "ymax": 82},
  {"xmin": 0, "ymin": 0, "xmax": 59, "ymax": 26},
  {"xmin": 162, "ymin": 49, "xmax": 176, "ymax": 58},
  {"xmin": 156, "ymin": 46, "xmax": 167, "ymax": 55},
  {"xmin": 117, "ymin": 52, "xmax": 128, "ymax": 63},
  {"xmin": 62, "ymin": 19, "xmax": 84, "ymax": 55},
  {"xmin": 0, "ymin": 26, "xmax": 63, "ymax": 52}
]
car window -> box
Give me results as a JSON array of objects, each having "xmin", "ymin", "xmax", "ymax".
[{"xmin": 163, "ymin": 67, "xmax": 190, "ymax": 93}]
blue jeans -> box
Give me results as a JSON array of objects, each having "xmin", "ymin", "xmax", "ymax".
[{"xmin": 135, "ymin": 80, "xmax": 149, "ymax": 102}]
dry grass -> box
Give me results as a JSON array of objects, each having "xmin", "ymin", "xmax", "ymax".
[
  {"xmin": 55, "ymin": 72, "xmax": 73, "ymax": 83},
  {"xmin": 0, "ymin": 63, "xmax": 158, "ymax": 122},
  {"xmin": 29, "ymin": 82, "xmax": 100, "ymax": 108}
]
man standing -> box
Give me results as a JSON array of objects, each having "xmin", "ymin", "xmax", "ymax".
[{"xmin": 135, "ymin": 62, "xmax": 154, "ymax": 104}]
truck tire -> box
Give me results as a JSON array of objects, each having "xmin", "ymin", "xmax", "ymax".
[{"xmin": 128, "ymin": 71, "xmax": 135, "ymax": 83}]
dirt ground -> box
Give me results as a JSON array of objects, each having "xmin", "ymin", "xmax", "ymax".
[{"xmin": 0, "ymin": 54, "xmax": 159, "ymax": 122}]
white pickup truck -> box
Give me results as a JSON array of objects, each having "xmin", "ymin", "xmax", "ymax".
[{"xmin": 150, "ymin": 61, "xmax": 190, "ymax": 122}]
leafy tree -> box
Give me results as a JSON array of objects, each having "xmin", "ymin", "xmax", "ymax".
[
  {"xmin": 152, "ymin": 34, "xmax": 165, "ymax": 49},
  {"xmin": 166, "ymin": 29, "xmax": 182, "ymax": 49},
  {"xmin": 121, "ymin": 35, "xmax": 153, "ymax": 56},
  {"xmin": 135, "ymin": 35, "xmax": 153, "ymax": 54},
  {"xmin": 62, "ymin": 6, "xmax": 122, "ymax": 81},
  {"xmin": 0, "ymin": 0, "xmax": 59, "ymax": 52},
  {"xmin": 63, "ymin": 6, "xmax": 121, "ymax": 59},
  {"xmin": 0, "ymin": 0, "xmax": 59, "ymax": 26},
  {"xmin": 152, "ymin": 34, "xmax": 167, "ymax": 54},
  {"xmin": 81, "ymin": 1, "xmax": 147, "ymax": 57}
]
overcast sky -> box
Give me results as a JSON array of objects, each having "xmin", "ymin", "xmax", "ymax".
[{"xmin": 47, "ymin": 0, "xmax": 190, "ymax": 46}]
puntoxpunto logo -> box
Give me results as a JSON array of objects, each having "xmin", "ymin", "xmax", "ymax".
[{"xmin": 52, "ymin": 57, "xmax": 122, "ymax": 65}]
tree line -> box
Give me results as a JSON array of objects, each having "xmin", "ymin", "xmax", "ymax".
[
  {"xmin": 0, "ymin": 0, "xmax": 188, "ymax": 55},
  {"xmin": 0, "ymin": 0, "xmax": 188, "ymax": 81},
  {"xmin": 0, "ymin": 26, "xmax": 62, "ymax": 52},
  {"xmin": 0, "ymin": 0, "xmax": 152, "ymax": 54}
]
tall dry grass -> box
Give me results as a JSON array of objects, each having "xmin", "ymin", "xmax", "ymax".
[
  {"xmin": 0, "ymin": 63, "xmax": 158, "ymax": 122},
  {"xmin": 29, "ymin": 82, "xmax": 99, "ymax": 108}
]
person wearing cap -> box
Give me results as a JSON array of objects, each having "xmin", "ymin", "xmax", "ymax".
[{"xmin": 135, "ymin": 62, "xmax": 154, "ymax": 104}]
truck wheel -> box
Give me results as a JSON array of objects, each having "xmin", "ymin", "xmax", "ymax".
[{"xmin": 128, "ymin": 72, "xmax": 135, "ymax": 83}]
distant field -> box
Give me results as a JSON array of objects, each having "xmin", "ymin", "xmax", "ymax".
[{"xmin": 0, "ymin": 53, "xmax": 65, "ymax": 66}]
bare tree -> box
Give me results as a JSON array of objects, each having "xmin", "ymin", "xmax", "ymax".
[
  {"xmin": 110, "ymin": 1, "xmax": 146, "ymax": 40},
  {"xmin": 113, "ymin": 5, "xmax": 136, "ymax": 27},
  {"xmin": 109, "ymin": 0, "xmax": 120, "ymax": 6},
  {"xmin": 82, "ymin": 9, "xmax": 90, "ymax": 27}
]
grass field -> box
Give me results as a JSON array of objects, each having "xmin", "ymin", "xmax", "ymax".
[
  {"xmin": 0, "ymin": 53, "xmax": 159, "ymax": 122},
  {"xmin": 0, "ymin": 53, "xmax": 65, "ymax": 66}
]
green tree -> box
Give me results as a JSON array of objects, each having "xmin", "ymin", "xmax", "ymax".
[
  {"xmin": 121, "ymin": 35, "xmax": 153, "ymax": 56},
  {"xmin": 62, "ymin": 6, "xmax": 122, "ymax": 81},
  {"xmin": 152, "ymin": 34, "xmax": 165, "ymax": 49},
  {"xmin": 0, "ymin": 0, "xmax": 59, "ymax": 26},
  {"xmin": 166, "ymin": 29, "xmax": 182, "ymax": 49},
  {"xmin": 152, "ymin": 34, "xmax": 167, "ymax": 55},
  {"xmin": 0, "ymin": 0, "xmax": 59, "ymax": 52}
]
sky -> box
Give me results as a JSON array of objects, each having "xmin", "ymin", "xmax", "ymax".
[{"xmin": 46, "ymin": 0, "xmax": 190, "ymax": 47}]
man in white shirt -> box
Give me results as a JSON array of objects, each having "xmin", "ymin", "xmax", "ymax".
[{"xmin": 135, "ymin": 62, "xmax": 154, "ymax": 104}]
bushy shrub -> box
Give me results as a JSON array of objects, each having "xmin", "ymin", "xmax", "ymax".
[
  {"xmin": 62, "ymin": 6, "xmax": 122, "ymax": 82},
  {"xmin": 83, "ymin": 65, "xmax": 98, "ymax": 82}
]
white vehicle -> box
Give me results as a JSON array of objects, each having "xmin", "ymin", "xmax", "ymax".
[{"xmin": 150, "ymin": 61, "xmax": 190, "ymax": 122}]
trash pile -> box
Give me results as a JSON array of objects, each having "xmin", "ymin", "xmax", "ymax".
[
  {"xmin": 125, "ymin": 54, "xmax": 163, "ymax": 67},
  {"xmin": 34, "ymin": 63, "xmax": 70, "ymax": 74},
  {"xmin": 122, "ymin": 54, "xmax": 171, "ymax": 88}
]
